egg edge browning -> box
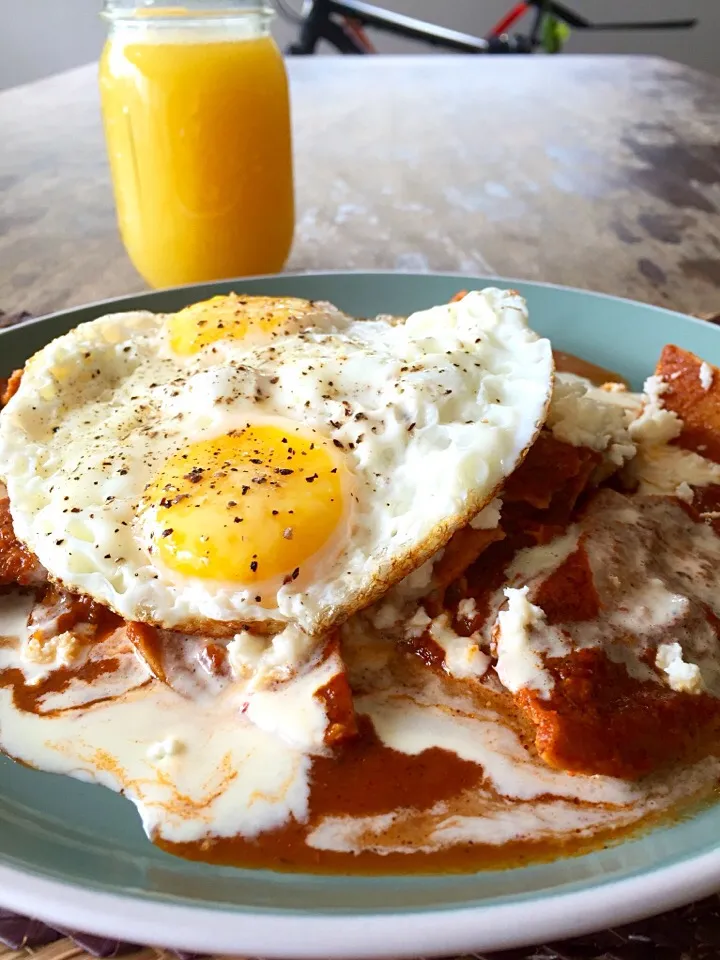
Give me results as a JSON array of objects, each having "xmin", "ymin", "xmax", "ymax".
[{"xmin": 0, "ymin": 298, "xmax": 555, "ymax": 641}]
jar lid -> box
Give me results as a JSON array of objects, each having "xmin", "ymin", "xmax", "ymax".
[{"xmin": 102, "ymin": 1, "xmax": 274, "ymax": 21}]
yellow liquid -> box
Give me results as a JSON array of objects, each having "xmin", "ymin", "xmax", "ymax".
[{"xmin": 99, "ymin": 31, "xmax": 294, "ymax": 288}]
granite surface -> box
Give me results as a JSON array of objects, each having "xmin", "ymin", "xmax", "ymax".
[{"xmin": 1, "ymin": 55, "xmax": 720, "ymax": 317}]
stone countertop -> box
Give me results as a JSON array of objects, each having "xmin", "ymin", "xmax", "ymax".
[{"xmin": 1, "ymin": 54, "xmax": 719, "ymax": 317}]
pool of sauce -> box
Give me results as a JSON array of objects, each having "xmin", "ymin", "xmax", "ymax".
[
  {"xmin": 157, "ymin": 675, "xmax": 716, "ymax": 876},
  {"xmin": 2, "ymin": 627, "xmax": 690, "ymax": 875},
  {"xmin": 157, "ymin": 814, "xmax": 674, "ymax": 876},
  {"xmin": 552, "ymin": 350, "xmax": 627, "ymax": 387},
  {"xmin": 156, "ymin": 712, "xmax": 676, "ymax": 875}
]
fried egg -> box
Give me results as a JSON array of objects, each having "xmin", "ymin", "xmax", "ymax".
[{"xmin": 0, "ymin": 290, "xmax": 553, "ymax": 641}]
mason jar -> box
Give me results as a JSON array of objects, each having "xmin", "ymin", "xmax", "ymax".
[{"xmin": 99, "ymin": 1, "xmax": 295, "ymax": 288}]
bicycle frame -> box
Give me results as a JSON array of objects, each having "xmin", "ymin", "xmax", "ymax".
[
  {"xmin": 285, "ymin": 0, "xmax": 697, "ymax": 57},
  {"xmin": 289, "ymin": 0, "xmax": 493, "ymax": 55}
]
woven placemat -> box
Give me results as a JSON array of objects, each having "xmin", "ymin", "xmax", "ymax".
[
  {"xmin": 4, "ymin": 895, "xmax": 720, "ymax": 959},
  {"xmin": 2, "ymin": 303, "xmax": 720, "ymax": 960}
]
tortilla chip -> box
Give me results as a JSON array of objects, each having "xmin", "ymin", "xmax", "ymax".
[{"xmin": 656, "ymin": 344, "xmax": 720, "ymax": 463}]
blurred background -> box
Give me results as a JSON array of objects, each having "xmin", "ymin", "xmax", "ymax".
[{"xmin": 0, "ymin": 0, "xmax": 717, "ymax": 91}]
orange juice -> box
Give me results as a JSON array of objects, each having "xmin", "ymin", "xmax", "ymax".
[{"xmin": 99, "ymin": 19, "xmax": 294, "ymax": 288}]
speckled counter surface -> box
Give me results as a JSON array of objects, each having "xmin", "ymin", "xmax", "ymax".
[{"xmin": 1, "ymin": 54, "xmax": 719, "ymax": 317}]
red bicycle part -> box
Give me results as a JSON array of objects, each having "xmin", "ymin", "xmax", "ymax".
[
  {"xmin": 340, "ymin": 16, "xmax": 376, "ymax": 51},
  {"xmin": 487, "ymin": 1, "xmax": 529, "ymax": 38}
]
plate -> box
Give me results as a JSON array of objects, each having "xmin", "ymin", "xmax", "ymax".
[{"xmin": 2, "ymin": 271, "xmax": 720, "ymax": 958}]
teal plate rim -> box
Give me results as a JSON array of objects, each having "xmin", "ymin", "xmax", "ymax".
[{"xmin": 1, "ymin": 271, "xmax": 720, "ymax": 957}]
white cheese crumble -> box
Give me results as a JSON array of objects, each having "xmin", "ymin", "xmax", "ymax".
[
  {"xmin": 546, "ymin": 374, "xmax": 636, "ymax": 467},
  {"xmin": 470, "ymin": 498, "xmax": 502, "ymax": 530},
  {"xmin": 645, "ymin": 374, "xmax": 668, "ymax": 405},
  {"xmin": 428, "ymin": 613, "xmax": 490, "ymax": 680},
  {"xmin": 370, "ymin": 602, "xmax": 404, "ymax": 630},
  {"xmin": 457, "ymin": 597, "xmax": 478, "ymax": 621},
  {"xmin": 226, "ymin": 631, "xmax": 267, "ymax": 678},
  {"xmin": 591, "ymin": 382, "xmax": 644, "ymax": 413},
  {"xmin": 147, "ymin": 737, "xmax": 185, "ymax": 761},
  {"xmin": 369, "ymin": 562, "xmax": 433, "ymax": 631},
  {"xmin": 368, "ymin": 548, "xmax": 446, "ymax": 631},
  {"xmin": 22, "ymin": 630, "xmax": 79, "ymax": 668},
  {"xmin": 629, "ymin": 444, "xmax": 720, "ymax": 497},
  {"xmin": 675, "ymin": 481, "xmax": 694, "ymax": 503},
  {"xmin": 700, "ymin": 362, "xmax": 714, "ymax": 391},
  {"xmin": 629, "ymin": 375, "xmax": 682, "ymax": 446},
  {"xmin": 405, "ymin": 607, "xmax": 432, "ymax": 639},
  {"xmin": 494, "ymin": 587, "xmax": 560, "ymax": 697},
  {"xmin": 394, "ymin": 552, "xmax": 441, "ymax": 599},
  {"xmin": 655, "ymin": 642, "xmax": 705, "ymax": 694},
  {"xmin": 227, "ymin": 623, "xmax": 316, "ymax": 690}
]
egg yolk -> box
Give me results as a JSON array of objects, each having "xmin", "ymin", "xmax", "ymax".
[
  {"xmin": 167, "ymin": 294, "xmax": 316, "ymax": 356},
  {"xmin": 145, "ymin": 423, "xmax": 347, "ymax": 587}
]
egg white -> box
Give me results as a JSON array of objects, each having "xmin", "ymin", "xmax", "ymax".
[{"xmin": 0, "ymin": 290, "xmax": 553, "ymax": 638}]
